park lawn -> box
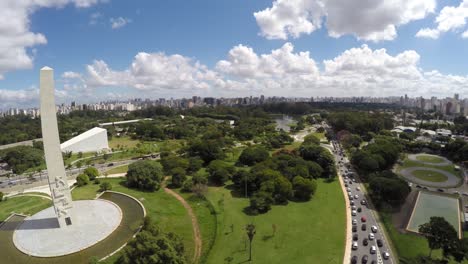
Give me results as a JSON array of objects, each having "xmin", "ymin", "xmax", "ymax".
[
  {"xmin": 105, "ymin": 164, "xmax": 129, "ymax": 175},
  {"xmin": 381, "ymin": 212, "xmax": 446, "ymax": 261},
  {"xmin": 72, "ymin": 178, "xmax": 195, "ymax": 262},
  {"xmin": 204, "ymin": 178, "xmax": 345, "ymax": 264},
  {"xmin": 412, "ymin": 170, "xmax": 448, "ymax": 182},
  {"xmin": 178, "ymin": 191, "xmax": 218, "ymax": 263},
  {"xmin": 109, "ymin": 136, "xmax": 140, "ymax": 149},
  {"xmin": 416, "ymin": 155, "xmax": 446, "ymax": 163},
  {"xmin": 312, "ymin": 132, "xmax": 326, "ymax": 141},
  {"xmin": 0, "ymin": 196, "xmax": 52, "ymax": 221},
  {"xmin": 282, "ymin": 140, "xmax": 302, "ymax": 151}
]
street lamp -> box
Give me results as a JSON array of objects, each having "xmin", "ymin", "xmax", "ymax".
[{"xmin": 246, "ymin": 223, "xmax": 256, "ymax": 261}]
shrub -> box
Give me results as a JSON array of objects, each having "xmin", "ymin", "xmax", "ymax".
[
  {"xmin": 83, "ymin": 167, "xmax": 99, "ymax": 180},
  {"xmin": 76, "ymin": 174, "xmax": 90, "ymax": 187},
  {"xmin": 249, "ymin": 191, "xmax": 274, "ymax": 214},
  {"xmin": 99, "ymin": 182, "xmax": 112, "ymax": 192},
  {"xmin": 170, "ymin": 167, "xmax": 187, "ymax": 188},
  {"xmin": 94, "ymin": 178, "xmax": 101, "ymax": 184},
  {"xmin": 0, "ymin": 191, "xmax": 3, "ymax": 202},
  {"xmin": 180, "ymin": 179, "xmax": 193, "ymax": 193}
]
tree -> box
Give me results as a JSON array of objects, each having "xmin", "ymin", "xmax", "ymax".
[
  {"xmin": 303, "ymin": 134, "xmax": 320, "ymax": 145},
  {"xmin": 246, "ymin": 223, "xmax": 256, "ymax": 261},
  {"xmin": 99, "ymin": 182, "xmax": 112, "ymax": 191},
  {"xmin": 369, "ymin": 177, "xmax": 410, "ymax": 207},
  {"xmin": 238, "ymin": 146, "xmax": 269, "ymax": 166},
  {"xmin": 76, "ymin": 174, "xmax": 90, "ymax": 187},
  {"xmin": 83, "ymin": 167, "xmax": 99, "ymax": 180},
  {"xmin": 126, "ymin": 160, "xmax": 163, "ymax": 191},
  {"xmin": 117, "ymin": 217, "xmax": 186, "ymax": 264},
  {"xmin": 170, "ymin": 167, "xmax": 187, "ymax": 188},
  {"xmin": 161, "ymin": 155, "xmax": 189, "ymax": 174},
  {"xmin": 419, "ymin": 217, "xmax": 458, "ymax": 257},
  {"xmin": 187, "ymin": 157, "xmax": 203, "ymax": 173},
  {"xmin": 2, "ymin": 146, "xmax": 44, "ymax": 174},
  {"xmin": 292, "ymin": 176, "xmax": 317, "ymax": 201},
  {"xmin": 249, "ymin": 191, "xmax": 274, "ymax": 214},
  {"xmin": 207, "ymin": 160, "xmax": 236, "ymax": 185}
]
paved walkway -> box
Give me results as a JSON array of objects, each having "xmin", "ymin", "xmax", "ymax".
[
  {"xmin": 400, "ymin": 167, "xmax": 460, "ymax": 187},
  {"xmin": 407, "ymin": 154, "xmax": 452, "ymax": 166}
]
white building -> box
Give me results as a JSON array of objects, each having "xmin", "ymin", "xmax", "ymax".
[{"xmin": 60, "ymin": 127, "xmax": 109, "ymax": 153}]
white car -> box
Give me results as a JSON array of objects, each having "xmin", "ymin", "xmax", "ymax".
[
  {"xmin": 370, "ymin": 246, "xmax": 376, "ymax": 254},
  {"xmin": 368, "ymin": 233, "xmax": 375, "ymax": 240},
  {"xmin": 356, "ymin": 187, "xmax": 361, "ymax": 191},
  {"xmin": 352, "ymin": 219, "xmax": 357, "ymax": 225},
  {"xmin": 347, "ymin": 187, "xmax": 351, "ymax": 191},
  {"xmin": 352, "ymin": 242, "xmax": 358, "ymax": 250},
  {"xmin": 371, "ymin": 225, "xmax": 378, "ymax": 233},
  {"xmin": 352, "ymin": 210, "xmax": 357, "ymax": 216},
  {"xmin": 354, "ymin": 194, "xmax": 359, "ymax": 199},
  {"xmin": 383, "ymin": 252, "xmax": 390, "ymax": 259}
]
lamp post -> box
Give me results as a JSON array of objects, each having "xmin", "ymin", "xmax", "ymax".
[{"xmin": 246, "ymin": 223, "xmax": 256, "ymax": 261}]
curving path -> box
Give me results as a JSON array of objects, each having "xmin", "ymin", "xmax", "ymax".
[
  {"xmin": 400, "ymin": 167, "xmax": 460, "ymax": 187},
  {"xmin": 407, "ymin": 154, "xmax": 452, "ymax": 166},
  {"xmin": 163, "ymin": 179, "xmax": 202, "ymax": 264}
]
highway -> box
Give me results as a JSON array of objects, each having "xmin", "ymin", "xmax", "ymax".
[{"xmin": 331, "ymin": 140, "xmax": 395, "ymax": 264}]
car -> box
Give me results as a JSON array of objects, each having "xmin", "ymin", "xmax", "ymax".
[
  {"xmin": 348, "ymin": 191, "xmax": 352, "ymax": 196},
  {"xmin": 349, "ymin": 195, "xmax": 354, "ymax": 200},
  {"xmin": 107, "ymin": 163, "xmax": 114, "ymax": 167},
  {"xmin": 454, "ymin": 191, "xmax": 460, "ymax": 195},
  {"xmin": 463, "ymin": 192, "xmax": 468, "ymax": 196},
  {"xmin": 351, "ymin": 256, "xmax": 358, "ymax": 264},
  {"xmin": 352, "ymin": 219, "xmax": 357, "ymax": 225},
  {"xmin": 416, "ymin": 185, "xmax": 422, "ymax": 188},
  {"xmin": 370, "ymin": 261, "xmax": 376, "ymax": 264},
  {"xmin": 368, "ymin": 233, "xmax": 375, "ymax": 240},
  {"xmin": 423, "ymin": 186, "xmax": 428, "ymax": 190},
  {"xmin": 345, "ymin": 183, "xmax": 349, "ymax": 187},
  {"xmin": 352, "ymin": 242, "xmax": 358, "ymax": 250},
  {"xmin": 352, "ymin": 226, "xmax": 357, "ymax": 232},
  {"xmin": 361, "ymin": 216, "xmax": 367, "ymax": 222},
  {"xmin": 351, "ymin": 205, "xmax": 357, "ymax": 210},
  {"xmin": 437, "ymin": 188, "xmax": 444, "ymax": 192},
  {"xmin": 352, "ymin": 210, "xmax": 357, "ymax": 216},
  {"xmin": 363, "ymin": 238, "xmax": 368, "ymax": 246},
  {"xmin": 352, "ymin": 178, "xmax": 356, "ymax": 182},
  {"xmin": 349, "ymin": 181, "xmax": 353, "ymax": 185},
  {"xmin": 357, "ymin": 207, "xmax": 362, "ymax": 213},
  {"xmin": 370, "ymin": 246, "xmax": 376, "ymax": 254},
  {"xmin": 354, "ymin": 194, "xmax": 359, "ymax": 199},
  {"xmin": 356, "ymin": 187, "xmax": 361, "ymax": 191},
  {"xmin": 347, "ymin": 187, "xmax": 351, "ymax": 191},
  {"xmin": 350, "ymin": 201, "xmax": 355, "ymax": 206},
  {"xmin": 408, "ymin": 182, "xmax": 413, "ymax": 187},
  {"xmin": 361, "ymin": 224, "xmax": 367, "ymax": 231},
  {"xmin": 353, "ymin": 234, "xmax": 358, "ymax": 241},
  {"xmin": 382, "ymin": 252, "xmax": 390, "ymax": 260},
  {"xmin": 371, "ymin": 225, "xmax": 378, "ymax": 233},
  {"xmin": 377, "ymin": 239, "xmax": 383, "ymax": 247},
  {"xmin": 361, "ymin": 199, "xmax": 367, "ymax": 205},
  {"xmin": 361, "ymin": 255, "xmax": 368, "ymax": 264}
]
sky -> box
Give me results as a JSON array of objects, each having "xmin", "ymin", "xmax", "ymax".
[{"xmin": 1, "ymin": 0, "xmax": 468, "ymax": 109}]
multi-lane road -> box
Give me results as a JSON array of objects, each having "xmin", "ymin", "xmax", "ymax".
[{"xmin": 331, "ymin": 140, "xmax": 395, "ymax": 264}]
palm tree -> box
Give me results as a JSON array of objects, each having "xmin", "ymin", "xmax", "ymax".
[{"xmin": 246, "ymin": 223, "xmax": 256, "ymax": 261}]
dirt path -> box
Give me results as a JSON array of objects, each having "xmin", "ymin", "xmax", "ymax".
[{"xmin": 163, "ymin": 180, "xmax": 202, "ymax": 264}]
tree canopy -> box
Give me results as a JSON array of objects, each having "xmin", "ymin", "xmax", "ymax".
[{"xmin": 126, "ymin": 160, "xmax": 164, "ymax": 191}]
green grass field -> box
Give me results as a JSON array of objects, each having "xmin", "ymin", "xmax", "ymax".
[
  {"xmin": 0, "ymin": 196, "xmax": 52, "ymax": 221},
  {"xmin": 109, "ymin": 136, "xmax": 140, "ymax": 149},
  {"xmin": 72, "ymin": 178, "xmax": 195, "ymax": 262},
  {"xmin": 407, "ymin": 192, "xmax": 460, "ymax": 236},
  {"xmin": 411, "ymin": 170, "xmax": 449, "ymax": 182},
  {"xmin": 204, "ymin": 179, "xmax": 345, "ymax": 264},
  {"xmin": 415, "ymin": 154, "xmax": 446, "ymax": 163},
  {"xmin": 105, "ymin": 164, "xmax": 129, "ymax": 175},
  {"xmin": 381, "ymin": 212, "xmax": 445, "ymax": 261},
  {"xmin": 398, "ymin": 158, "xmax": 461, "ymax": 179}
]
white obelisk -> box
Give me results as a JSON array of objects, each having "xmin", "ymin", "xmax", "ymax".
[{"xmin": 40, "ymin": 66, "xmax": 74, "ymax": 228}]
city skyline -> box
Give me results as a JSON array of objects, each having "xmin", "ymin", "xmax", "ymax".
[{"xmin": 1, "ymin": 0, "xmax": 468, "ymax": 108}]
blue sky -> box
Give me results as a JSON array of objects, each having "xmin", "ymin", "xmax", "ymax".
[{"xmin": 1, "ymin": 0, "xmax": 468, "ymax": 108}]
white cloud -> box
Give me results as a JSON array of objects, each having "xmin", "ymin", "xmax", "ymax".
[
  {"xmin": 416, "ymin": 0, "xmax": 468, "ymax": 39},
  {"xmin": 25, "ymin": 43, "xmax": 468, "ymax": 104},
  {"xmin": 89, "ymin": 12, "xmax": 102, "ymax": 25},
  {"xmin": 62, "ymin": 71, "xmax": 82, "ymax": 79},
  {"xmin": 463, "ymin": 30, "xmax": 468, "ymax": 38},
  {"xmin": 0, "ymin": 0, "xmax": 107, "ymax": 79},
  {"xmin": 0, "ymin": 88, "xmax": 39, "ymax": 109},
  {"xmin": 254, "ymin": 0, "xmax": 436, "ymax": 41},
  {"xmin": 85, "ymin": 52, "xmax": 220, "ymax": 92},
  {"xmin": 110, "ymin": 17, "xmax": 131, "ymax": 29}
]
